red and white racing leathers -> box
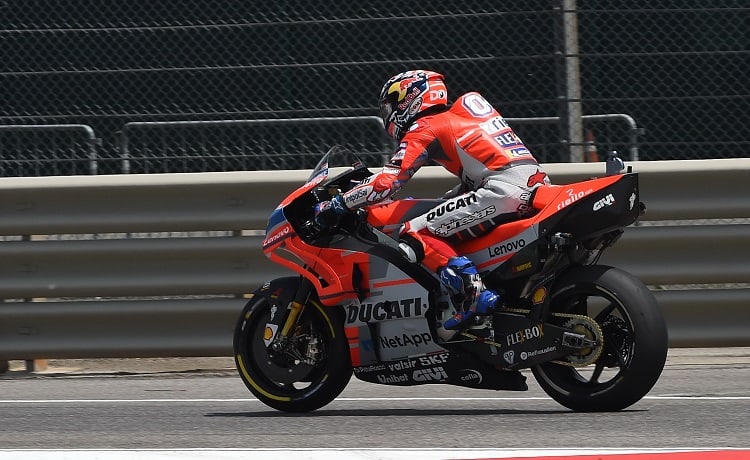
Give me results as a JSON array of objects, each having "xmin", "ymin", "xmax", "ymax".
[{"xmin": 340, "ymin": 92, "xmax": 550, "ymax": 272}]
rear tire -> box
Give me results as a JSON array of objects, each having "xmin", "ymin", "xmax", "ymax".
[
  {"xmin": 234, "ymin": 282, "xmax": 352, "ymax": 412},
  {"xmin": 532, "ymin": 265, "xmax": 668, "ymax": 412}
]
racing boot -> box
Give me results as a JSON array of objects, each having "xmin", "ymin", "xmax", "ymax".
[{"xmin": 439, "ymin": 256, "xmax": 501, "ymax": 330}]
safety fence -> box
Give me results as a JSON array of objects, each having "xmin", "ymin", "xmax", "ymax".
[
  {"xmin": 2, "ymin": 2, "xmax": 748, "ymax": 164},
  {"xmin": 0, "ymin": 114, "xmax": 640, "ymax": 176},
  {"xmin": 118, "ymin": 116, "xmax": 393, "ymax": 173},
  {"xmin": 0, "ymin": 124, "xmax": 100, "ymax": 176},
  {"xmin": 0, "ymin": 158, "xmax": 749, "ymax": 363}
]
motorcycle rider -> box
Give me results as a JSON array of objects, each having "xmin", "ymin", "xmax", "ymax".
[{"xmin": 315, "ymin": 70, "xmax": 550, "ymax": 330}]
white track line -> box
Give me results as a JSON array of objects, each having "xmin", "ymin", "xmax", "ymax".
[
  {"xmin": 0, "ymin": 395, "xmax": 748, "ymax": 404},
  {"xmin": 0, "ymin": 448, "xmax": 745, "ymax": 460}
]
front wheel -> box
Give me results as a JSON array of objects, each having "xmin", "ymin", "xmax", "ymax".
[
  {"xmin": 234, "ymin": 278, "xmax": 352, "ymax": 412},
  {"xmin": 532, "ymin": 265, "xmax": 668, "ymax": 412}
]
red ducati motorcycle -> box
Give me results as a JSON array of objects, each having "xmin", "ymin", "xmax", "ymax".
[{"xmin": 234, "ymin": 146, "xmax": 668, "ymax": 413}]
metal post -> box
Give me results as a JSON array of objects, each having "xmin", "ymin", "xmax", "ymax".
[
  {"xmin": 119, "ymin": 129, "xmax": 132, "ymax": 174},
  {"xmin": 563, "ymin": 0, "xmax": 584, "ymax": 162},
  {"xmin": 555, "ymin": 0, "xmax": 584, "ymax": 163}
]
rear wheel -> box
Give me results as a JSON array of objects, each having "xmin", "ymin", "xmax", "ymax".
[
  {"xmin": 234, "ymin": 282, "xmax": 352, "ymax": 412},
  {"xmin": 532, "ymin": 265, "xmax": 668, "ymax": 412}
]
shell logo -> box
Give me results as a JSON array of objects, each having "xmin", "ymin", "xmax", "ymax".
[{"xmin": 532, "ymin": 287, "xmax": 547, "ymax": 305}]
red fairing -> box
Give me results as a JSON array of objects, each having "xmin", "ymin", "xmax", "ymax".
[
  {"xmin": 278, "ymin": 173, "xmax": 326, "ymax": 208},
  {"xmin": 454, "ymin": 174, "xmax": 624, "ymax": 255},
  {"xmin": 264, "ymin": 231, "xmax": 371, "ymax": 306}
]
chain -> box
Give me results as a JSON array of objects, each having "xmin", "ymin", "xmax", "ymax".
[{"xmin": 457, "ymin": 308, "xmax": 605, "ymax": 368}]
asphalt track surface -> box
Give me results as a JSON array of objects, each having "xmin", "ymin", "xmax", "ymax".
[{"xmin": 0, "ymin": 348, "xmax": 748, "ymax": 459}]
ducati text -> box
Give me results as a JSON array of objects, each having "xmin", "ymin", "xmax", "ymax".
[{"xmin": 346, "ymin": 297, "xmax": 426, "ymax": 324}]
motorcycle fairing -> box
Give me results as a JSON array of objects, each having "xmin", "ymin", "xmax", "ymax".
[
  {"xmin": 345, "ymin": 317, "xmax": 447, "ymax": 366},
  {"xmin": 342, "ymin": 257, "xmax": 429, "ymax": 329},
  {"xmin": 464, "ymin": 224, "xmax": 540, "ymax": 274},
  {"xmin": 341, "ymin": 255, "xmax": 449, "ymax": 365},
  {"xmin": 264, "ymin": 226, "xmax": 370, "ymax": 306},
  {"xmin": 321, "ymin": 217, "xmax": 443, "ymax": 297},
  {"xmin": 261, "ymin": 149, "xmax": 382, "ymax": 306},
  {"xmin": 264, "ymin": 203, "xmax": 453, "ymax": 366},
  {"xmin": 532, "ymin": 172, "xmax": 640, "ymax": 238},
  {"xmin": 352, "ymin": 348, "xmax": 528, "ymax": 391},
  {"xmin": 264, "ymin": 189, "xmax": 444, "ymax": 307},
  {"xmin": 277, "ymin": 164, "xmax": 330, "ymax": 209},
  {"xmin": 452, "ymin": 173, "xmax": 639, "ymax": 279}
]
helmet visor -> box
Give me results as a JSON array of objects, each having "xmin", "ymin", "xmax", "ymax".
[{"xmin": 379, "ymin": 97, "xmax": 394, "ymax": 126}]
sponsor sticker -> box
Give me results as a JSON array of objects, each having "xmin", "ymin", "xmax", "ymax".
[
  {"xmin": 557, "ymin": 187, "xmax": 594, "ymax": 211},
  {"xmin": 345, "ymin": 298, "xmax": 426, "ymax": 324},
  {"xmin": 593, "ymin": 193, "xmax": 616, "ymax": 211},
  {"xmin": 379, "ymin": 332, "xmax": 433, "ymax": 349},
  {"xmin": 413, "ymin": 367, "xmax": 448, "ymax": 382},
  {"xmin": 506, "ymin": 324, "xmax": 544, "ymax": 346},
  {"xmin": 520, "ymin": 346, "xmax": 557, "ymax": 360}
]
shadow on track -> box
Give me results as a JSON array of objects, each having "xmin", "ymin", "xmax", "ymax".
[{"xmin": 205, "ymin": 408, "xmax": 646, "ymax": 417}]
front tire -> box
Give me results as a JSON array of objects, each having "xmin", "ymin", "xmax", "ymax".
[
  {"xmin": 532, "ymin": 265, "xmax": 668, "ymax": 412},
  {"xmin": 234, "ymin": 280, "xmax": 352, "ymax": 412}
]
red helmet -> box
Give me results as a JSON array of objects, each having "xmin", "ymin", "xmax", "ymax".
[{"xmin": 378, "ymin": 70, "xmax": 448, "ymax": 140}]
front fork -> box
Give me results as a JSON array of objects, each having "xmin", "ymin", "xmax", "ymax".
[
  {"xmin": 279, "ymin": 276, "xmax": 314, "ymax": 338},
  {"xmin": 266, "ymin": 276, "xmax": 321, "ymax": 366}
]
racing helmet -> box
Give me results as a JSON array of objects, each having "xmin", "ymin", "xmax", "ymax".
[{"xmin": 378, "ymin": 70, "xmax": 448, "ymax": 140}]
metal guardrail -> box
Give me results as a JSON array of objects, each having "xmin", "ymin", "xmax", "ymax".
[
  {"xmin": 0, "ymin": 124, "xmax": 100, "ymax": 176},
  {"xmin": 0, "ymin": 158, "xmax": 749, "ymax": 361},
  {"xmin": 1, "ymin": 114, "xmax": 634, "ymax": 176},
  {"xmin": 507, "ymin": 114, "xmax": 642, "ymax": 161},
  {"xmin": 0, "ymin": 226, "xmax": 748, "ymax": 300},
  {"xmin": 119, "ymin": 116, "xmax": 393, "ymax": 173}
]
